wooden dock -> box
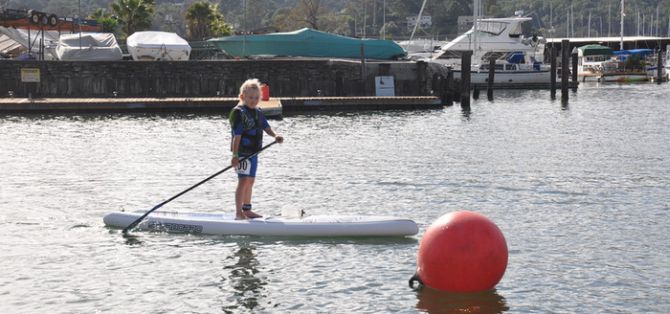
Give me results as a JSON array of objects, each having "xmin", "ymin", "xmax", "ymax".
[
  {"xmin": 0, "ymin": 96, "xmax": 444, "ymax": 115},
  {"xmin": 0, "ymin": 97, "xmax": 283, "ymax": 118},
  {"xmin": 280, "ymin": 96, "xmax": 442, "ymax": 111},
  {"xmin": 471, "ymin": 81, "xmax": 579, "ymax": 90}
]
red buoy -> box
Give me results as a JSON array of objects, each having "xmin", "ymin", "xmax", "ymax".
[{"xmin": 415, "ymin": 211, "xmax": 508, "ymax": 292}]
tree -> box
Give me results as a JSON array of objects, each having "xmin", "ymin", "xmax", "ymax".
[
  {"xmin": 185, "ymin": 1, "xmax": 232, "ymax": 40},
  {"xmin": 111, "ymin": 0, "xmax": 155, "ymax": 38},
  {"xmin": 271, "ymin": 0, "xmax": 327, "ymax": 31},
  {"xmin": 88, "ymin": 8, "xmax": 118, "ymax": 33}
]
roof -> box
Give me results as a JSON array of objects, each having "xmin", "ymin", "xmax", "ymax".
[{"xmin": 578, "ymin": 44, "xmax": 613, "ymax": 56}]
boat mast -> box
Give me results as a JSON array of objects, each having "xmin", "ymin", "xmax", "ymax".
[
  {"xmin": 619, "ymin": 0, "xmax": 626, "ymax": 50},
  {"xmin": 243, "ymin": 0, "xmax": 247, "ymax": 57},
  {"xmin": 472, "ymin": 0, "xmax": 479, "ymax": 55},
  {"xmin": 409, "ymin": 0, "xmax": 428, "ymax": 42}
]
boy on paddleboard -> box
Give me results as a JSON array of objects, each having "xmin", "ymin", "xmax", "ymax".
[{"xmin": 229, "ymin": 79, "xmax": 284, "ymax": 220}]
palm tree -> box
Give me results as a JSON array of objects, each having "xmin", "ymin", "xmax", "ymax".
[
  {"xmin": 185, "ymin": 1, "xmax": 232, "ymax": 40},
  {"xmin": 88, "ymin": 8, "xmax": 119, "ymax": 33},
  {"xmin": 111, "ymin": 0, "xmax": 155, "ymax": 38}
]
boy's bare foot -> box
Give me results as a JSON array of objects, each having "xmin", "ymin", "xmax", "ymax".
[
  {"xmin": 244, "ymin": 210, "xmax": 263, "ymax": 219},
  {"xmin": 235, "ymin": 213, "xmax": 247, "ymax": 220}
]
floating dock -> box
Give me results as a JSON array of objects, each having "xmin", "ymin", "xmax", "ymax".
[
  {"xmin": 0, "ymin": 96, "xmax": 444, "ymax": 116},
  {"xmin": 0, "ymin": 97, "xmax": 283, "ymax": 117}
]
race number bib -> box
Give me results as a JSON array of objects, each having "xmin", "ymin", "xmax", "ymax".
[{"xmin": 235, "ymin": 159, "xmax": 251, "ymax": 175}]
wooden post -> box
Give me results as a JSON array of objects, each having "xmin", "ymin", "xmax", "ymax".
[
  {"xmin": 417, "ymin": 61, "xmax": 427, "ymax": 95},
  {"xmin": 461, "ymin": 51, "xmax": 472, "ymax": 107},
  {"xmin": 444, "ymin": 70, "xmax": 454, "ymax": 106},
  {"xmin": 550, "ymin": 45, "xmax": 557, "ymax": 100},
  {"xmin": 657, "ymin": 49, "xmax": 663, "ymax": 84},
  {"xmin": 561, "ymin": 39, "xmax": 570, "ymax": 102},
  {"xmin": 360, "ymin": 42, "xmax": 366, "ymax": 95},
  {"xmin": 487, "ymin": 57, "xmax": 495, "ymax": 101},
  {"xmin": 571, "ymin": 48, "xmax": 578, "ymax": 91}
]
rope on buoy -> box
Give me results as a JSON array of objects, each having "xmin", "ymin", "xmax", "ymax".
[{"xmin": 408, "ymin": 273, "xmax": 424, "ymax": 290}]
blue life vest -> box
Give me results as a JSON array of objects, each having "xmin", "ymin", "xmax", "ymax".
[{"xmin": 230, "ymin": 104, "xmax": 264, "ymax": 154}]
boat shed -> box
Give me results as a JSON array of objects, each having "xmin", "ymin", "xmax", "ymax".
[{"xmin": 545, "ymin": 36, "xmax": 670, "ymax": 59}]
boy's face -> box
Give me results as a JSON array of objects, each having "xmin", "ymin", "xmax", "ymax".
[{"xmin": 241, "ymin": 89, "xmax": 260, "ymax": 108}]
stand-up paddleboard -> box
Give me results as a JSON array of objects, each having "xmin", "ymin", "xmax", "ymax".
[{"xmin": 104, "ymin": 211, "xmax": 419, "ymax": 237}]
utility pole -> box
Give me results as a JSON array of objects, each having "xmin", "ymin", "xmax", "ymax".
[
  {"xmin": 588, "ymin": 10, "xmax": 592, "ymax": 37},
  {"xmin": 78, "ymin": 0, "xmax": 82, "ymax": 50},
  {"xmin": 619, "ymin": 0, "xmax": 626, "ymax": 50},
  {"xmin": 381, "ymin": 0, "xmax": 386, "ymax": 39},
  {"xmin": 549, "ymin": 1, "xmax": 554, "ymax": 32},
  {"xmin": 637, "ymin": 11, "xmax": 640, "ymax": 36},
  {"xmin": 372, "ymin": 0, "xmax": 376, "ymax": 36},
  {"xmin": 242, "ymin": 0, "xmax": 246, "ymax": 56}
]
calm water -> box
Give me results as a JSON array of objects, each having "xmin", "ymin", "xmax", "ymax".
[{"xmin": 1, "ymin": 83, "xmax": 669, "ymax": 313}]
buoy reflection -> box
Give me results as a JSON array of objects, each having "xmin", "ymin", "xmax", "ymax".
[{"xmin": 415, "ymin": 286, "xmax": 508, "ymax": 314}]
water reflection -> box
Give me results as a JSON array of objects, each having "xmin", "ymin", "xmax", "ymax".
[
  {"xmin": 416, "ymin": 287, "xmax": 508, "ymax": 314},
  {"xmin": 221, "ymin": 242, "xmax": 267, "ymax": 313}
]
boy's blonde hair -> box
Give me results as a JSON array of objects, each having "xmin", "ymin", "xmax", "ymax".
[{"xmin": 239, "ymin": 78, "xmax": 262, "ymax": 97}]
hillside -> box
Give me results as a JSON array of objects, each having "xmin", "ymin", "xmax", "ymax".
[{"xmin": 3, "ymin": 0, "xmax": 670, "ymax": 39}]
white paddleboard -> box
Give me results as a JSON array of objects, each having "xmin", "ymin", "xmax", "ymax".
[{"xmin": 103, "ymin": 211, "xmax": 419, "ymax": 237}]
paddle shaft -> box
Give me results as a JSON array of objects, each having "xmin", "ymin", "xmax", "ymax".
[{"xmin": 122, "ymin": 141, "xmax": 277, "ymax": 233}]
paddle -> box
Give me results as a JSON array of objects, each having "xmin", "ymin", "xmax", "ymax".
[{"xmin": 122, "ymin": 140, "xmax": 278, "ymax": 234}]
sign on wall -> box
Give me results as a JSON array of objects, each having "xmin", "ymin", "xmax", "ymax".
[
  {"xmin": 375, "ymin": 76, "xmax": 395, "ymax": 96},
  {"xmin": 20, "ymin": 68, "xmax": 41, "ymax": 83}
]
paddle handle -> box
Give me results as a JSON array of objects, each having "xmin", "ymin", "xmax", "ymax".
[{"xmin": 122, "ymin": 141, "xmax": 277, "ymax": 233}]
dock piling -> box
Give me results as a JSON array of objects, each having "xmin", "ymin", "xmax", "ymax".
[
  {"xmin": 461, "ymin": 51, "xmax": 472, "ymax": 107},
  {"xmin": 444, "ymin": 71, "xmax": 454, "ymax": 106},
  {"xmin": 550, "ymin": 45, "xmax": 557, "ymax": 100},
  {"xmin": 561, "ymin": 40, "xmax": 570, "ymax": 102},
  {"xmin": 657, "ymin": 50, "xmax": 664, "ymax": 84},
  {"xmin": 487, "ymin": 57, "xmax": 495, "ymax": 101},
  {"xmin": 571, "ymin": 48, "xmax": 578, "ymax": 92}
]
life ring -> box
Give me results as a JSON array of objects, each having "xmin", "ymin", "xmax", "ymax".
[
  {"xmin": 48, "ymin": 14, "xmax": 58, "ymax": 26},
  {"xmin": 40, "ymin": 14, "xmax": 49, "ymax": 26}
]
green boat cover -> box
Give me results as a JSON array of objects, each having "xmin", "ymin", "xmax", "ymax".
[
  {"xmin": 208, "ymin": 28, "xmax": 406, "ymax": 60},
  {"xmin": 578, "ymin": 44, "xmax": 613, "ymax": 56}
]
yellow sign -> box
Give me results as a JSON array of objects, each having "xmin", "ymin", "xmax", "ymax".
[{"xmin": 20, "ymin": 68, "xmax": 41, "ymax": 83}]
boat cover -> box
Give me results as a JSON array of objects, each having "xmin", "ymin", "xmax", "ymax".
[
  {"xmin": 0, "ymin": 26, "xmax": 60, "ymax": 59},
  {"xmin": 208, "ymin": 28, "xmax": 406, "ymax": 60},
  {"xmin": 55, "ymin": 33, "xmax": 123, "ymax": 61},
  {"xmin": 126, "ymin": 31, "xmax": 191, "ymax": 61}
]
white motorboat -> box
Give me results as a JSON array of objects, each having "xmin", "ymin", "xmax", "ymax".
[
  {"xmin": 576, "ymin": 44, "xmax": 613, "ymax": 82},
  {"xmin": 398, "ymin": 38, "xmax": 447, "ymax": 60},
  {"xmin": 431, "ymin": 15, "xmax": 550, "ymax": 85}
]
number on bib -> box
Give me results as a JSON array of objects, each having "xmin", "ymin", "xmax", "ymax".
[{"xmin": 235, "ymin": 159, "xmax": 251, "ymax": 175}]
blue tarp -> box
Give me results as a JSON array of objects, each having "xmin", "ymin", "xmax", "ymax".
[{"xmin": 613, "ymin": 49, "xmax": 653, "ymax": 56}]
